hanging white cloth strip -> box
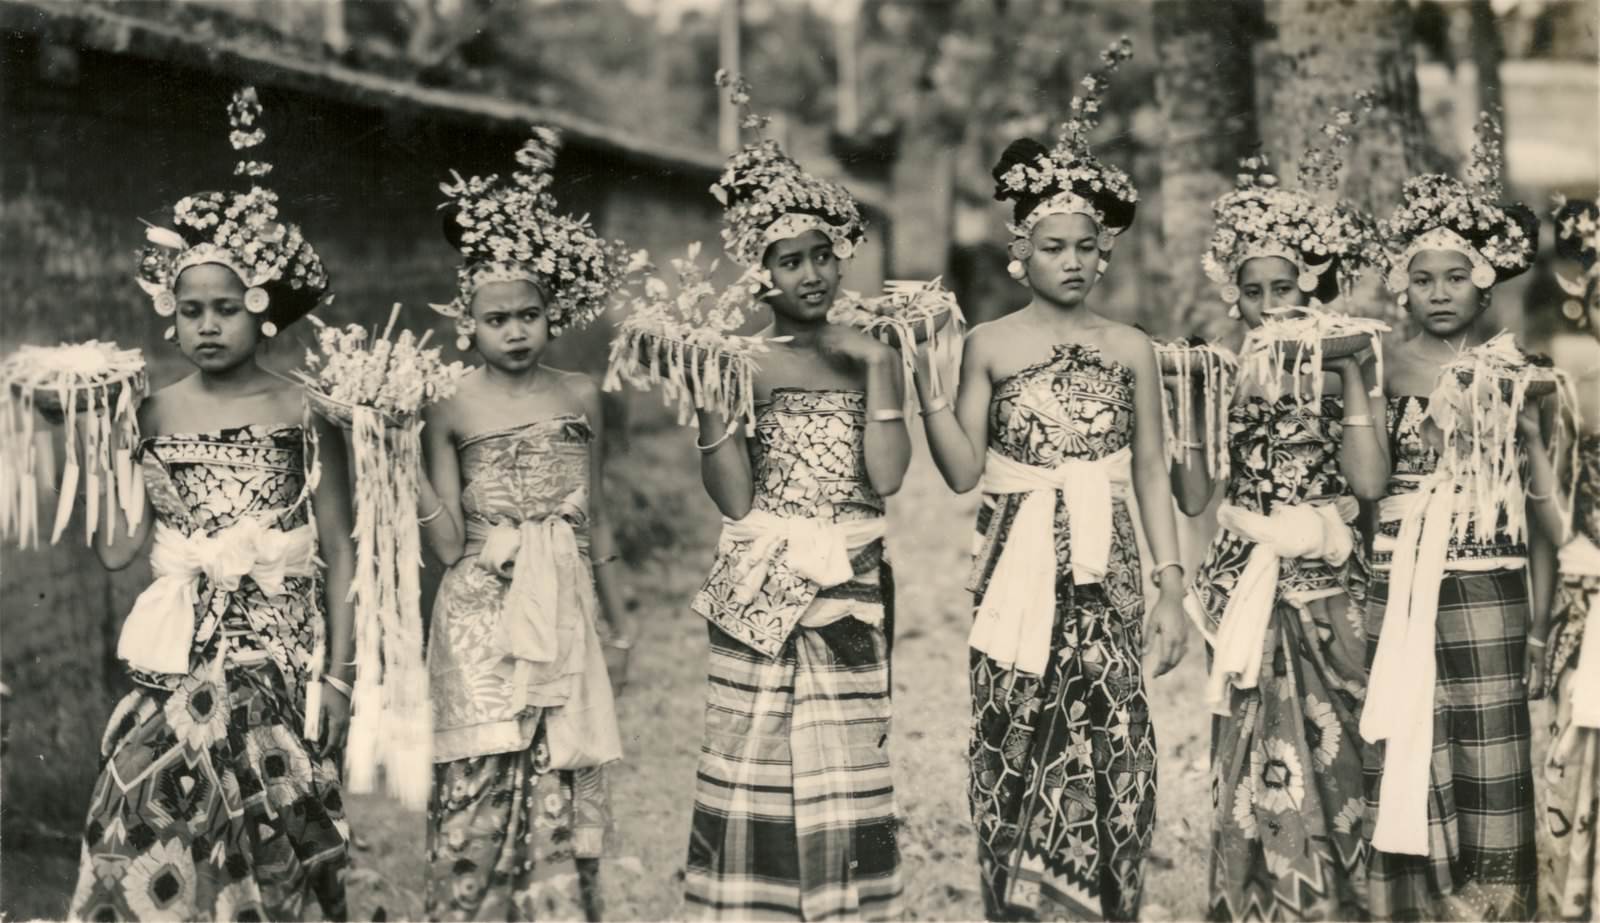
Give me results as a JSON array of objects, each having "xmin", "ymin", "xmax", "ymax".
[
  {"xmin": 968, "ymin": 446, "xmax": 1133, "ymax": 676},
  {"xmin": 1557, "ymin": 534, "xmax": 1600, "ymax": 732}
]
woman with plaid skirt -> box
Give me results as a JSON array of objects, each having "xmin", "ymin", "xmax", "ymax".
[
  {"xmin": 1359, "ymin": 114, "xmax": 1568, "ymax": 921},
  {"xmin": 680, "ymin": 73, "xmax": 911, "ymax": 921}
]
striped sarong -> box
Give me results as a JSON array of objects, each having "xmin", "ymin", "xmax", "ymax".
[
  {"xmin": 685, "ymin": 565, "xmax": 901, "ymax": 921},
  {"xmin": 1361, "ymin": 568, "xmax": 1537, "ymax": 921}
]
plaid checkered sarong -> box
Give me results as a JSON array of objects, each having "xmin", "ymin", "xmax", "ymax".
[
  {"xmin": 685, "ymin": 566, "xmax": 902, "ymax": 921},
  {"xmin": 1361, "ymin": 568, "xmax": 1537, "ymax": 921}
]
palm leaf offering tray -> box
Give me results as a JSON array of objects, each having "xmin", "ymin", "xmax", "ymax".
[
  {"xmin": 294, "ymin": 304, "xmax": 465, "ymax": 809},
  {"xmin": 0, "ymin": 341, "xmax": 148, "ymax": 548},
  {"xmin": 1237, "ymin": 306, "xmax": 1389, "ymax": 405},
  {"xmin": 604, "ymin": 243, "xmax": 777, "ymax": 427},
  {"xmin": 829, "ymin": 277, "xmax": 967, "ymax": 407},
  {"xmin": 1424, "ymin": 332, "xmax": 1580, "ymax": 541},
  {"xmin": 1154, "ymin": 338, "xmax": 1237, "ymax": 479}
]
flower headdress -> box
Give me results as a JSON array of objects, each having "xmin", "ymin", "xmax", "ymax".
[
  {"xmin": 431, "ymin": 126, "xmax": 631, "ymax": 346},
  {"xmin": 992, "ymin": 37, "xmax": 1139, "ymax": 277},
  {"xmin": 1552, "ymin": 194, "xmax": 1598, "ymax": 327},
  {"xmin": 1380, "ymin": 110, "xmax": 1538, "ymax": 299},
  {"xmin": 1203, "ymin": 96, "xmax": 1378, "ymax": 309},
  {"xmin": 709, "ymin": 70, "xmax": 867, "ymax": 268},
  {"xmin": 135, "ymin": 87, "xmax": 330, "ymax": 339}
]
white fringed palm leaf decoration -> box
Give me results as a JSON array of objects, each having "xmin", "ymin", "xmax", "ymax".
[
  {"xmin": 1237, "ymin": 306, "xmax": 1390, "ymax": 407},
  {"xmin": 295, "ymin": 304, "xmax": 468, "ymax": 809},
  {"xmin": 1154, "ymin": 339, "xmax": 1238, "ymax": 481},
  {"xmin": 0, "ymin": 341, "xmax": 147, "ymax": 549},
  {"xmin": 829, "ymin": 277, "xmax": 967, "ymax": 413}
]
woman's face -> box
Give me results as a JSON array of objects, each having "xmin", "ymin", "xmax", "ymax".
[
  {"xmin": 173, "ymin": 263, "xmax": 260, "ymax": 373},
  {"xmin": 1235, "ymin": 256, "xmax": 1308, "ymax": 328},
  {"xmin": 762, "ymin": 229, "xmax": 842, "ymax": 323},
  {"xmin": 1405, "ymin": 249, "xmax": 1487, "ymax": 338},
  {"xmin": 470, "ymin": 279, "xmax": 549, "ymax": 372},
  {"xmin": 1023, "ymin": 212, "xmax": 1102, "ymax": 307}
]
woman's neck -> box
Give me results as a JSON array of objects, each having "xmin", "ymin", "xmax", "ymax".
[
  {"xmin": 196, "ymin": 357, "xmax": 268, "ymax": 395},
  {"xmin": 1410, "ymin": 327, "xmax": 1486, "ymax": 362},
  {"xmin": 1023, "ymin": 295, "xmax": 1096, "ymax": 338},
  {"xmin": 483, "ymin": 360, "xmax": 554, "ymax": 394},
  {"xmin": 771, "ymin": 312, "xmax": 827, "ymax": 347}
]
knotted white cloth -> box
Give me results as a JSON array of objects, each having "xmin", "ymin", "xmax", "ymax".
[
  {"xmin": 1558, "ymin": 533, "xmax": 1600, "ymax": 732},
  {"xmin": 718, "ymin": 509, "xmax": 887, "ymax": 626},
  {"xmin": 118, "ymin": 517, "xmax": 316, "ymax": 675},
  {"xmin": 1204, "ymin": 497, "xmax": 1357, "ymax": 715},
  {"xmin": 968, "ymin": 446, "xmax": 1133, "ymax": 676}
]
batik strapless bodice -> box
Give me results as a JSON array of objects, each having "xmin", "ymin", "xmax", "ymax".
[
  {"xmin": 458, "ymin": 415, "xmax": 593, "ymax": 539},
  {"xmin": 987, "ymin": 343, "xmax": 1134, "ymax": 466},
  {"xmin": 969, "ymin": 343, "xmax": 1143, "ymax": 614},
  {"xmin": 1223, "ymin": 395, "xmax": 1349, "ymax": 513},
  {"xmin": 134, "ymin": 424, "xmax": 321, "ymax": 691},
  {"xmin": 1376, "ymin": 394, "xmax": 1526, "ymax": 565},
  {"xmin": 749, "ymin": 388, "xmax": 883, "ymax": 524}
]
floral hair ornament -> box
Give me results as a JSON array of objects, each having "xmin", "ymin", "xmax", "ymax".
[
  {"xmin": 431, "ymin": 126, "xmax": 634, "ymax": 347},
  {"xmin": 135, "ymin": 87, "xmax": 330, "ymax": 338},
  {"xmin": 1380, "ymin": 109, "xmax": 1538, "ymax": 298},
  {"xmin": 709, "ymin": 70, "xmax": 867, "ymax": 268},
  {"xmin": 992, "ymin": 36, "xmax": 1139, "ymax": 274},
  {"xmin": 1203, "ymin": 94, "xmax": 1379, "ymax": 309},
  {"xmin": 1552, "ymin": 194, "xmax": 1598, "ymax": 327}
]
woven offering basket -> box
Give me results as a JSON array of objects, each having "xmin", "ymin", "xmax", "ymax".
[
  {"xmin": 1158, "ymin": 345, "xmax": 1236, "ymax": 377},
  {"xmin": 11, "ymin": 370, "xmax": 148, "ymax": 421},
  {"xmin": 1454, "ymin": 369, "xmax": 1559, "ymax": 400},
  {"xmin": 304, "ymin": 388, "xmax": 410, "ymax": 431},
  {"xmin": 1274, "ymin": 332, "xmax": 1371, "ymax": 368}
]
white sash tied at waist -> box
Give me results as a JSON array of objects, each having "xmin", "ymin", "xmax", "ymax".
[
  {"xmin": 1361, "ymin": 477, "xmax": 1526, "ymax": 855},
  {"xmin": 718, "ymin": 509, "xmax": 888, "ymax": 628},
  {"xmin": 969, "ymin": 446, "xmax": 1133, "ymax": 677},
  {"xmin": 118, "ymin": 518, "xmax": 316, "ymax": 675},
  {"xmin": 1558, "ymin": 533, "xmax": 1600, "ymax": 731},
  {"xmin": 1203, "ymin": 497, "xmax": 1357, "ymax": 716}
]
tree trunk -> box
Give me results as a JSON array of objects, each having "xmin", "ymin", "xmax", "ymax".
[
  {"xmin": 1154, "ymin": 0, "xmax": 1261, "ymax": 341},
  {"xmin": 1257, "ymin": 0, "xmax": 1433, "ymax": 221}
]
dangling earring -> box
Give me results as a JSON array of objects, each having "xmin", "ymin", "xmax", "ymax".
[
  {"xmin": 1396, "ymin": 292, "xmax": 1408, "ymax": 310},
  {"xmin": 1007, "ymin": 260, "xmax": 1026, "ymax": 281},
  {"xmin": 1227, "ymin": 304, "xmax": 1241, "ymax": 320},
  {"xmin": 164, "ymin": 326, "xmax": 176, "ymax": 343},
  {"xmin": 455, "ymin": 318, "xmax": 475, "ymax": 351},
  {"xmin": 261, "ymin": 321, "xmax": 278, "ymax": 338}
]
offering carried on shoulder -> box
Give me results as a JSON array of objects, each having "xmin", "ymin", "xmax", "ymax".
[
  {"xmin": 1153, "ymin": 337, "xmax": 1238, "ymax": 479},
  {"xmin": 0, "ymin": 340, "xmax": 148, "ymax": 548},
  {"xmin": 1424, "ymin": 332, "xmax": 1580, "ymax": 541},
  {"xmin": 604, "ymin": 243, "xmax": 777, "ymax": 427},
  {"xmin": 829, "ymin": 277, "xmax": 967, "ymax": 407},
  {"xmin": 1237, "ymin": 305, "xmax": 1389, "ymax": 405},
  {"xmin": 294, "ymin": 303, "xmax": 467, "ymax": 810}
]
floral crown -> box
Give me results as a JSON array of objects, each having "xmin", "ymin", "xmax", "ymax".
[
  {"xmin": 135, "ymin": 87, "xmax": 329, "ymax": 338},
  {"xmin": 431, "ymin": 126, "xmax": 632, "ymax": 342},
  {"xmin": 1552, "ymin": 194, "xmax": 1598, "ymax": 327},
  {"xmin": 992, "ymin": 37, "xmax": 1139, "ymax": 249},
  {"xmin": 1380, "ymin": 110, "xmax": 1537, "ymax": 294},
  {"xmin": 709, "ymin": 71, "xmax": 866, "ymax": 268},
  {"xmin": 1203, "ymin": 96, "xmax": 1377, "ymax": 306}
]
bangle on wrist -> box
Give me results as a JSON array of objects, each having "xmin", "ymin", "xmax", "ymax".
[
  {"xmin": 1525, "ymin": 483, "xmax": 1554, "ymax": 501},
  {"xmin": 1152, "ymin": 560, "xmax": 1185, "ymax": 585},
  {"xmin": 321, "ymin": 674, "xmax": 354, "ymax": 700},
  {"xmin": 867, "ymin": 408, "xmax": 905, "ymax": 424},
  {"xmin": 920, "ymin": 395, "xmax": 952, "ymax": 417},
  {"xmin": 1527, "ymin": 636, "xmax": 1547, "ymax": 648},
  {"xmin": 605, "ymin": 635, "xmax": 635, "ymax": 651},
  {"xmin": 696, "ymin": 424, "xmax": 739, "ymax": 454},
  {"xmin": 418, "ymin": 502, "xmax": 445, "ymax": 526},
  {"xmin": 591, "ymin": 553, "xmax": 619, "ymax": 568}
]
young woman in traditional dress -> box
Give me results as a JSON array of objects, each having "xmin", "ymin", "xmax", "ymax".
[
  {"xmin": 1169, "ymin": 142, "xmax": 1388, "ymax": 919},
  {"xmin": 1538, "ymin": 195, "xmax": 1600, "ymax": 922},
  {"xmin": 414, "ymin": 127, "xmax": 633, "ymax": 922},
  {"xmin": 909, "ymin": 40, "xmax": 1187, "ymax": 921},
  {"xmin": 680, "ymin": 74, "xmax": 911, "ymax": 922},
  {"xmin": 1359, "ymin": 114, "xmax": 1564, "ymax": 921},
  {"xmin": 69, "ymin": 87, "xmax": 354, "ymax": 921}
]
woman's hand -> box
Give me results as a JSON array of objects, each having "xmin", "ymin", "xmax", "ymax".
[
  {"xmin": 1324, "ymin": 353, "xmax": 1363, "ymax": 376},
  {"xmin": 1516, "ymin": 398, "xmax": 1547, "ymax": 447},
  {"xmin": 818, "ymin": 324, "xmax": 893, "ymax": 369},
  {"xmin": 1524, "ymin": 638, "xmax": 1548, "ymax": 701},
  {"xmin": 318, "ymin": 679, "xmax": 351, "ymax": 758},
  {"xmin": 1145, "ymin": 594, "xmax": 1189, "ymax": 678},
  {"xmin": 603, "ymin": 638, "xmax": 633, "ymax": 697}
]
